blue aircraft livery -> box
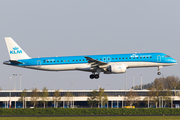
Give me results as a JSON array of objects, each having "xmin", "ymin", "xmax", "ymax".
[{"xmin": 3, "ymin": 37, "xmax": 177, "ymax": 79}]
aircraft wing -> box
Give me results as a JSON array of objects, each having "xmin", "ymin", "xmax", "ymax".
[{"xmin": 84, "ymin": 56, "xmax": 107, "ymax": 67}]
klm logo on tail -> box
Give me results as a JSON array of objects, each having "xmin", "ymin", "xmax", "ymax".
[{"xmin": 10, "ymin": 47, "xmax": 22, "ymax": 54}]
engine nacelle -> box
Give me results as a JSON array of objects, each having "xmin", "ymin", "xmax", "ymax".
[{"xmin": 105, "ymin": 64, "xmax": 127, "ymax": 74}]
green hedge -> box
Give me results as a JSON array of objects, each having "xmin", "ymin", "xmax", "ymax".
[{"xmin": 0, "ymin": 108, "xmax": 180, "ymax": 115}]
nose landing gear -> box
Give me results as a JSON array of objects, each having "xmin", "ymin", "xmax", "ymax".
[
  {"xmin": 157, "ymin": 72, "xmax": 161, "ymax": 75},
  {"xmin": 157, "ymin": 66, "xmax": 162, "ymax": 75}
]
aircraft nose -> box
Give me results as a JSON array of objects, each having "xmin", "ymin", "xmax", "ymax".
[{"xmin": 172, "ymin": 59, "xmax": 177, "ymax": 64}]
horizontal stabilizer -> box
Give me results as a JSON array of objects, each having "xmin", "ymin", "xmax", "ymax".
[{"xmin": 9, "ymin": 60, "xmax": 23, "ymax": 64}]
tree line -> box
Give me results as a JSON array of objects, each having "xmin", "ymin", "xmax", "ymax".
[
  {"xmin": 19, "ymin": 87, "xmax": 73, "ymax": 108},
  {"xmin": 129, "ymin": 76, "xmax": 180, "ymax": 107},
  {"xmin": 16, "ymin": 75, "xmax": 180, "ymax": 108},
  {"xmin": 132, "ymin": 75, "xmax": 180, "ymax": 90},
  {"xmin": 19, "ymin": 87, "xmax": 108, "ymax": 108},
  {"xmin": 87, "ymin": 88, "xmax": 108, "ymax": 108}
]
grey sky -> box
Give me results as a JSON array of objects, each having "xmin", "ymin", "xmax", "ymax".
[{"xmin": 0, "ymin": 0, "xmax": 180, "ymax": 90}]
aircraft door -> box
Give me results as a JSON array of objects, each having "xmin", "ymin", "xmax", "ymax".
[
  {"xmin": 103, "ymin": 57, "xmax": 111, "ymax": 63},
  {"xmin": 157, "ymin": 55, "xmax": 161, "ymax": 62},
  {"xmin": 37, "ymin": 60, "xmax": 41, "ymax": 68}
]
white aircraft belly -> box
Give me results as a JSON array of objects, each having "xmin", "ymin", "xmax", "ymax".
[
  {"xmin": 24, "ymin": 62, "xmax": 175, "ymax": 71},
  {"xmin": 25, "ymin": 63, "xmax": 90, "ymax": 71},
  {"xmin": 108, "ymin": 62, "xmax": 174, "ymax": 68},
  {"xmin": 125, "ymin": 62, "xmax": 174, "ymax": 67}
]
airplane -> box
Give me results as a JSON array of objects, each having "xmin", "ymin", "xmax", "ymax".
[{"xmin": 3, "ymin": 37, "xmax": 177, "ymax": 79}]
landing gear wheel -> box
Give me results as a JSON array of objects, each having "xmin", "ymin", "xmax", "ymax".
[
  {"xmin": 157, "ymin": 72, "xmax": 161, "ymax": 75},
  {"xmin": 94, "ymin": 74, "xmax": 99, "ymax": 79},
  {"xmin": 90, "ymin": 74, "xmax": 95, "ymax": 79}
]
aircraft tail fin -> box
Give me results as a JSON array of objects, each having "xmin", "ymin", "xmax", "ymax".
[{"xmin": 5, "ymin": 37, "xmax": 30, "ymax": 60}]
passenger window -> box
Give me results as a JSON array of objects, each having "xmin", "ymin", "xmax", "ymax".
[
  {"xmin": 61, "ymin": 60, "xmax": 63, "ymax": 62},
  {"xmin": 104, "ymin": 58, "xmax": 106, "ymax": 60},
  {"xmin": 147, "ymin": 57, "xmax": 148, "ymax": 58},
  {"xmin": 112, "ymin": 58, "xmax": 114, "ymax": 60},
  {"xmin": 73, "ymin": 60, "xmax": 74, "ymax": 62},
  {"xmin": 50, "ymin": 61, "xmax": 52, "ymax": 62},
  {"xmin": 44, "ymin": 60, "xmax": 45, "ymax": 63},
  {"xmin": 126, "ymin": 58, "xmax": 128, "ymax": 59},
  {"xmin": 54, "ymin": 61, "xmax": 55, "ymax": 62},
  {"xmin": 57, "ymin": 60, "xmax": 59, "ymax": 62},
  {"xmin": 150, "ymin": 56, "xmax": 152, "ymax": 58},
  {"xmin": 108, "ymin": 58, "xmax": 110, "ymax": 60},
  {"xmin": 129, "ymin": 57, "xmax": 131, "ymax": 59},
  {"xmin": 79, "ymin": 60, "xmax": 81, "ymax": 61},
  {"xmin": 122, "ymin": 58, "xmax": 124, "ymax": 59},
  {"xmin": 68, "ymin": 60, "xmax": 69, "ymax": 62},
  {"xmin": 140, "ymin": 57, "xmax": 142, "ymax": 59},
  {"xmin": 136, "ymin": 57, "xmax": 138, "ymax": 59},
  {"xmin": 119, "ymin": 58, "xmax": 121, "ymax": 60},
  {"xmin": 76, "ymin": 60, "xmax": 78, "ymax": 61},
  {"xmin": 116, "ymin": 58, "xmax": 117, "ymax": 60},
  {"xmin": 143, "ymin": 57, "xmax": 145, "ymax": 58},
  {"xmin": 47, "ymin": 61, "xmax": 49, "ymax": 63},
  {"xmin": 83, "ymin": 59, "xmax": 84, "ymax": 61},
  {"xmin": 64, "ymin": 60, "xmax": 66, "ymax": 62},
  {"xmin": 100, "ymin": 59, "xmax": 102, "ymax": 60}
]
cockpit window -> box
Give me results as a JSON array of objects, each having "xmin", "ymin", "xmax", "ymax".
[{"xmin": 165, "ymin": 55, "xmax": 171, "ymax": 58}]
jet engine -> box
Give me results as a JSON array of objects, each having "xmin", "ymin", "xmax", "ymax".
[{"xmin": 105, "ymin": 64, "xmax": 127, "ymax": 74}]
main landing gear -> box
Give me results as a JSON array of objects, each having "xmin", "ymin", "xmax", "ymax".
[
  {"xmin": 90, "ymin": 69, "xmax": 101, "ymax": 79},
  {"xmin": 90, "ymin": 74, "xmax": 100, "ymax": 79}
]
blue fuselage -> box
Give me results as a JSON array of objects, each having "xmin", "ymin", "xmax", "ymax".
[{"xmin": 4, "ymin": 52, "xmax": 177, "ymax": 72}]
